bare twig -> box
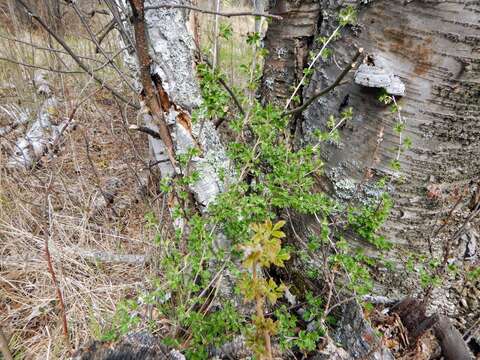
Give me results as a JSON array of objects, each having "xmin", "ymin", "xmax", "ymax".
[
  {"xmin": 283, "ymin": 48, "xmax": 363, "ymax": 116},
  {"xmin": 0, "ymin": 56, "xmax": 86, "ymax": 74},
  {"xmin": 44, "ymin": 187, "xmax": 70, "ymax": 350},
  {"xmin": 0, "ymin": 34, "xmax": 103, "ymax": 63},
  {"xmin": 69, "ymin": 2, "xmax": 136, "ymax": 92},
  {"xmin": 144, "ymin": 4, "xmax": 282, "ymax": 19},
  {"xmin": 212, "ymin": 0, "xmax": 221, "ymax": 70},
  {"xmin": 95, "ymin": 20, "xmax": 116, "ymax": 53},
  {"xmin": 284, "ymin": 24, "xmax": 343, "ymax": 110},
  {"xmin": 16, "ymin": 0, "xmax": 139, "ymax": 110},
  {"xmin": 0, "ymin": 47, "xmax": 128, "ymax": 75}
]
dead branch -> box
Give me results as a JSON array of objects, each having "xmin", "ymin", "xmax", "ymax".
[
  {"xmin": 7, "ymin": 71, "xmax": 70, "ymax": 168},
  {"xmin": 69, "ymin": 2, "xmax": 136, "ymax": 92},
  {"xmin": 283, "ymin": 48, "xmax": 364, "ymax": 116},
  {"xmin": 15, "ymin": 0, "xmax": 139, "ymax": 110},
  {"xmin": 1, "ymin": 250, "xmax": 147, "ymax": 266},
  {"xmin": 0, "ymin": 56, "xmax": 86, "ymax": 74},
  {"xmin": 129, "ymin": 124, "xmax": 161, "ymax": 139},
  {"xmin": 144, "ymin": 4, "xmax": 282, "ymax": 19},
  {"xmin": 0, "ymin": 34, "xmax": 103, "ymax": 63},
  {"xmin": 95, "ymin": 19, "xmax": 116, "ymax": 53}
]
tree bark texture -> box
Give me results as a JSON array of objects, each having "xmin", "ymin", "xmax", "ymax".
[
  {"xmin": 302, "ymin": 0, "xmax": 480, "ymax": 251},
  {"xmin": 261, "ymin": 0, "xmax": 480, "ymax": 356},
  {"xmin": 260, "ymin": 0, "xmax": 321, "ymax": 106},
  {"xmin": 118, "ymin": 0, "xmax": 230, "ymax": 213}
]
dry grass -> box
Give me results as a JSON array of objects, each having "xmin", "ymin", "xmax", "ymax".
[
  {"xmin": 0, "ymin": 2, "xmax": 255, "ymax": 358},
  {"xmin": 196, "ymin": 0, "xmax": 257, "ymax": 88},
  {"xmin": 0, "ymin": 13, "xmax": 167, "ymax": 360}
]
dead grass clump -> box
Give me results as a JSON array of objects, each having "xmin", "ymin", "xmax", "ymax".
[{"xmin": 0, "ymin": 22, "xmax": 172, "ymax": 358}]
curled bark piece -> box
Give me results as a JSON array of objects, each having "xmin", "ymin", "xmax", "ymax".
[{"xmin": 7, "ymin": 71, "xmax": 70, "ymax": 169}]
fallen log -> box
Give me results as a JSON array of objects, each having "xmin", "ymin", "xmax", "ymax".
[{"xmin": 6, "ymin": 71, "xmax": 71, "ymax": 169}]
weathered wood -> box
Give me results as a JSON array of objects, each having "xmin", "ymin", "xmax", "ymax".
[
  {"xmin": 72, "ymin": 333, "xmax": 181, "ymax": 360},
  {"xmin": 434, "ymin": 315, "xmax": 474, "ymax": 360}
]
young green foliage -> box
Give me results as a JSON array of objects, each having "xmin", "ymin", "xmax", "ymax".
[{"xmin": 239, "ymin": 220, "xmax": 290, "ymax": 359}]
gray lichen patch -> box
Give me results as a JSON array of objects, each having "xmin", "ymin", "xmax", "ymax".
[{"xmin": 145, "ymin": 0, "xmax": 202, "ymax": 112}]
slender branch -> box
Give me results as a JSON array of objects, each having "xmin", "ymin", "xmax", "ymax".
[
  {"xmin": 44, "ymin": 190, "xmax": 70, "ymax": 350},
  {"xmin": 15, "ymin": 0, "xmax": 139, "ymax": 110},
  {"xmin": 199, "ymin": 57, "xmax": 245, "ymax": 121},
  {"xmin": 212, "ymin": 0, "xmax": 221, "ymax": 70},
  {"xmin": 283, "ymin": 48, "xmax": 363, "ymax": 117},
  {"xmin": 0, "ymin": 56, "xmax": 86, "ymax": 74},
  {"xmin": 69, "ymin": 2, "xmax": 136, "ymax": 92},
  {"xmin": 192, "ymin": 41, "xmax": 246, "ymax": 121},
  {"xmin": 0, "ymin": 48, "xmax": 127, "ymax": 75},
  {"xmin": 144, "ymin": 4, "xmax": 282, "ymax": 19},
  {"xmin": 284, "ymin": 25, "xmax": 342, "ymax": 110},
  {"xmin": 95, "ymin": 19, "xmax": 116, "ymax": 53},
  {"xmin": 0, "ymin": 34, "xmax": 103, "ymax": 63}
]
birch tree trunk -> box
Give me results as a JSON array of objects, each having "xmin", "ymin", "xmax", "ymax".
[
  {"xmin": 302, "ymin": 0, "xmax": 479, "ymax": 270},
  {"xmin": 117, "ymin": 0, "xmax": 230, "ymax": 216},
  {"xmin": 262, "ymin": 0, "xmax": 480, "ymax": 333}
]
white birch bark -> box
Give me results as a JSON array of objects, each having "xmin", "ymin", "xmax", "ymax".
[
  {"xmin": 118, "ymin": 0, "xmax": 230, "ymax": 214},
  {"xmin": 6, "ymin": 71, "xmax": 70, "ymax": 169}
]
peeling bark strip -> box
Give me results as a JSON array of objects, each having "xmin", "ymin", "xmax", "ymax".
[
  {"xmin": 120, "ymin": 0, "xmax": 230, "ymax": 213},
  {"xmin": 127, "ymin": 0, "xmax": 177, "ymax": 169},
  {"xmin": 7, "ymin": 71, "xmax": 70, "ymax": 169}
]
